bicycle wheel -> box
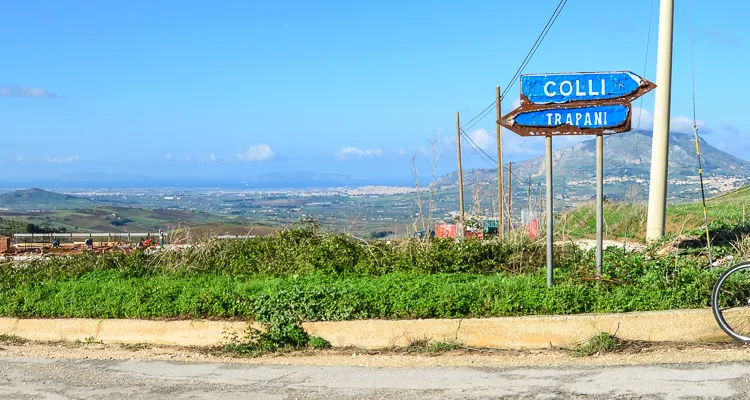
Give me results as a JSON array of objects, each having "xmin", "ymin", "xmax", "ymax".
[{"xmin": 712, "ymin": 261, "xmax": 750, "ymax": 342}]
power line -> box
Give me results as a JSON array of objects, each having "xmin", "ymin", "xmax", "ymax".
[
  {"xmin": 461, "ymin": 103, "xmax": 496, "ymax": 134},
  {"xmin": 460, "ymin": 128, "xmax": 497, "ymax": 165},
  {"xmin": 459, "ymin": 0, "xmax": 568, "ymax": 134},
  {"xmin": 500, "ymin": 0, "xmax": 567, "ymax": 100},
  {"xmin": 461, "ymin": 102, "xmax": 497, "ymax": 131},
  {"xmin": 459, "ymin": 126, "xmax": 528, "ymax": 187}
]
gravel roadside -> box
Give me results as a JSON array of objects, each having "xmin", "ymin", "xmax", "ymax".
[{"xmin": 2, "ymin": 339, "xmax": 750, "ymax": 368}]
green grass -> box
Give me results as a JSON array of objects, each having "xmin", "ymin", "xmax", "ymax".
[
  {"xmin": 561, "ymin": 185, "xmax": 750, "ymax": 241},
  {"xmin": 573, "ymin": 332, "xmax": 622, "ymax": 356},
  {"xmin": 0, "ymin": 255, "xmax": 720, "ymax": 321},
  {"xmin": 2, "ymin": 223, "xmax": 740, "ymax": 353},
  {"xmin": 428, "ymin": 340, "xmax": 461, "ymax": 353}
]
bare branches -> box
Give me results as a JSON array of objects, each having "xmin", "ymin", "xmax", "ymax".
[{"xmin": 411, "ymin": 155, "xmax": 427, "ymax": 235}]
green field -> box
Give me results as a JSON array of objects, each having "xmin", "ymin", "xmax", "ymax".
[{"xmin": 561, "ymin": 185, "xmax": 750, "ymax": 240}]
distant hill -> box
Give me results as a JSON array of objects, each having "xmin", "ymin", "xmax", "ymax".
[
  {"xmin": 0, "ymin": 188, "xmax": 94, "ymax": 210},
  {"xmin": 435, "ymin": 131, "xmax": 750, "ymax": 205}
]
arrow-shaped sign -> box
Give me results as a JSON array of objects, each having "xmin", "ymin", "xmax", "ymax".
[
  {"xmin": 499, "ymin": 103, "xmax": 631, "ymax": 137},
  {"xmin": 520, "ymin": 71, "xmax": 655, "ymax": 105}
]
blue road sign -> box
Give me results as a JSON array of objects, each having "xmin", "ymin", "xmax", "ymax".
[
  {"xmin": 514, "ymin": 104, "xmax": 628, "ymax": 128},
  {"xmin": 521, "ymin": 71, "xmax": 652, "ymax": 104},
  {"xmin": 501, "ymin": 104, "xmax": 630, "ymax": 136}
]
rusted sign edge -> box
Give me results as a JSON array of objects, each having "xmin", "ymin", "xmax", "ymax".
[{"xmin": 498, "ymin": 101, "xmax": 633, "ymax": 137}]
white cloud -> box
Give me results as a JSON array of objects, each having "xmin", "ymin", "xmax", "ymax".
[
  {"xmin": 165, "ymin": 153, "xmax": 173, "ymax": 160},
  {"xmin": 0, "ymin": 85, "xmax": 57, "ymax": 98},
  {"xmin": 670, "ymin": 115, "xmax": 711, "ymax": 134},
  {"xmin": 468, "ymin": 128, "xmax": 493, "ymax": 150},
  {"xmin": 15, "ymin": 156, "xmax": 23, "ymax": 163},
  {"xmin": 393, "ymin": 148, "xmax": 408, "ymax": 156},
  {"xmin": 200, "ymin": 153, "xmax": 217, "ymax": 163},
  {"xmin": 511, "ymin": 98, "xmax": 521, "ymax": 109},
  {"xmin": 337, "ymin": 147, "xmax": 383, "ymax": 160},
  {"xmin": 502, "ymin": 134, "xmax": 545, "ymax": 157},
  {"xmin": 631, "ymin": 107, "xmax": 654, "ymax": 131},
  {"xmin": 43, "ymin": 155, "xmax": 79, "ymax": 164},
  {"xmin": 632, "ymin": 107, "xmax": 710, "ymax": 134},
  {"xmin": 237, "ymin": 145, "xmax": 274, "ymax": 161}
]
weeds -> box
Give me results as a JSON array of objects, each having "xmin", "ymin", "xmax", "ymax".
[
  {"xmin": 308, "ymin": 336, "xmax": 331, "ymax": 349},
  {"xmin": 16, "ymin": 226, "xmax": 560, "ymax": 279},
  {"xmin": 573, "ymin": 332, "xmax": 622, "ymax": 357},
  {"xmin": 119, "ymin": 343, "xmax": 148, "ymax": 351},
  {"xmin": 0, "ymin": 334, "xmax": 27, "ymax": 345},
  {"xmin": 403, "ymin": 338, "xmax": 431, "ymax": 353},
  {"xmin": 428, "ymin": 340, "xmax": 461, "ymax": 353}
]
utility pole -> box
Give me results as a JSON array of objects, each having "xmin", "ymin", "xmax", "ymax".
[
  {"xmin": 507, "ymin": 162, "xmax": 512, "ymax": 234},
  {"xmin": 646, "ymin": 0, "xmax": 675, "ymax": 241},
  {"xmin": 456, "ymin": 112, "xmax": 465, "ymax": 238},
  {"xmin": 496, "ymin": 86, "xmax": 504, "ymax": 239}
]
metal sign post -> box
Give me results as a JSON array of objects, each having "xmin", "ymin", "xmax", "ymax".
[
  {"xmin": 596, "ymin": 134, "xmax": 604, "ymax": 277},
  {"xmin": 499, "ymin": 71, "xmax": 655, "ymax": 287},
  {"xmin": 546, "ymin": 136, "xmax": 553, "ymax": 288}
]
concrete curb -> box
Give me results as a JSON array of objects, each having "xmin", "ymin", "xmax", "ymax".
[
  {"xmin": 0, "ymin": 309, "xmax": 728, "ymax": 349},
  {"xmin": 304, "ymin": 309, "xmax": 727, "ymax": 349},
  {"xmin": 0, "ymin": 319, "xmax": 253, "ymax": 347}
]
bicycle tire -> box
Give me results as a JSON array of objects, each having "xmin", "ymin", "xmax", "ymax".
[{"xmin": 712, "ymin": 261, "xmax": 750, "ymax": 342}]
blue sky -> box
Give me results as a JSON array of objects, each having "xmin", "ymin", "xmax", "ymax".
[{"xmin": 2, "ymin": 0, "xmax": 747, "ymax": 185}]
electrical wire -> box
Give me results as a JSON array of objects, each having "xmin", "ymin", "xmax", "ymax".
[
  {"xmin": 501, "ymin": 0, "xmax": 567, "ymax": 100},
  {"xmin": 459, "ymin": 0, "xmax": 569, "ymax": 135},
  {"xmin": 460, "ymin": 128, "xmax": 497, "ymax": 165}
]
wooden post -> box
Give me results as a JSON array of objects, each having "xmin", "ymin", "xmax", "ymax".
[
  {"xmin": 507, "ymin": 162, "xmax": 512, "ymax": 233},
  {"xmin": 456, "ymin": 112, "xmax": 465, "ymax": 238},
  {"xmin": 496, "ymin": 86, "xmax": 504, "ymax": 239}
]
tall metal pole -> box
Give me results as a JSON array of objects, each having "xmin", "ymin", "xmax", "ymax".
[
  {"xmin": 496, "ymin": 87, "xmax": 504, "ymax": 239},
  {"xmin": 546, "ymin": 136, "xmax": 554, "ymax": 288},
  {"xmin": 646, "ymin": 0, "xmax": 675, "ymax": 241},
  {"xmin": 507, "ymin": 162, "xmax": 512, "ymax": 234},
  {"xmin": 596, "ymin": 134, "xmax": 604, "ymax": 277},
  {"xmin": 456, "ymin": 112, "xmax": 465, "ymax": 238}
]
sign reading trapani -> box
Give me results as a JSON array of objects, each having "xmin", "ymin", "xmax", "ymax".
[
  {"xmin": 499, "ymin": 71, "xmax": 655, "ymax": 136},
  {"xmin": 504, "ymin": 104, "xmax": 630, "ymax": 136}
]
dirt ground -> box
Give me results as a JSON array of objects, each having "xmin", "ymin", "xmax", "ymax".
[{"xmin": 3, "ymin": 339, "xmax": 750, "ymax": 368}]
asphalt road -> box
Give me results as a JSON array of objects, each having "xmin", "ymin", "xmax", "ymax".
[{"xmin": 2, "ymin": 357, "xmax": 750, "ymax": 399}]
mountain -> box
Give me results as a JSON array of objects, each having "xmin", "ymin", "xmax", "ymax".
[
  {"xmin": 435, "ymin": 132, "xmax": 750, "ymax": 205},
  {"xmin": 0, "ymin": 188, "xmax": 94, "ymax": 210}
]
